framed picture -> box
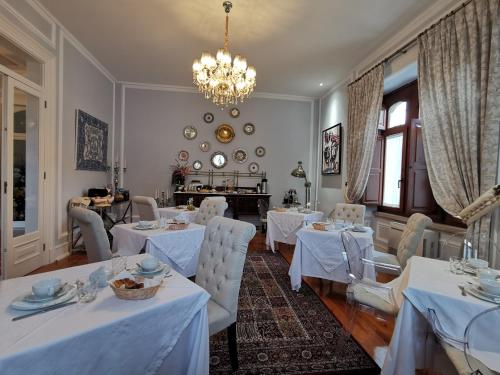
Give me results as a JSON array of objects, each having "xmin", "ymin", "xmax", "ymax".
[
  {"xmin": 75, "ymin": 109, "xmax": 108, "ymax": 171},
  {"xmin": 322, "ymin": 123, "xmax": 341, "ymax": 175}
]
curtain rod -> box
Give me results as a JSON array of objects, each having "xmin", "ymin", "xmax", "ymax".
[{"xmin": 348, "ymin": 0, "xmax": 474, "ymax": 87}]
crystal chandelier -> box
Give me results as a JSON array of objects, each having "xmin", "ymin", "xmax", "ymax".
[{"xmin": 192, "ymin": 1, "xmax": 256, "ymax": 107}]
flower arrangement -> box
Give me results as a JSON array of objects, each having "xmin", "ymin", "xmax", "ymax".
[{"xmin": 170, "ymin": 159, "xmax": 191, "ymax": 185}]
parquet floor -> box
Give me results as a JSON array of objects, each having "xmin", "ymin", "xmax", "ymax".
[{"xmin": 30, "ymin": 231, "xmax": 395, "ymax": 368}]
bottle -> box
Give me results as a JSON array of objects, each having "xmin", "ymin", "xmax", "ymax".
[
  {"xmin": 261, "ymin": 178, "xmax": 268, "ymax": 194},
  {"xmin": 256, "ymin": 183, "xmax": 261, "ymax": 194}
]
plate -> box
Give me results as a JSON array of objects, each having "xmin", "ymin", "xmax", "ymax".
[
  {"xmin": 133, "ymin": 224, "xmax": 159, "ymax": 231},
  {"xmin": 178, "ymin": 150, "xmax": 189, "ymax": 161},
  {"xmin": 203, "ymin": 112, "xmax": 214, "ymax": 123},
  {"xmin": 183, "ymin": 126, "xmax": 197, "ymax": 140},
  {"xmin": 229, "ymin": 107, "xmax": 240, "ymax": 118},
  {"xmin": 215, "ymin": 124, "xmax": 235, "ymax": 143},
  {"xmin": 248, "ymin": 162, "xmax": 259, "ymax": 173},
  {"xmin": 11, "ymin": 284, "xmax": 77, "ymax": 311},
  {"xmin": 199, "ymin": 141, "xmax": 210, "ymax": 152},
  {"xmin": 192, "ymin": 160, "xmax": 203, "ymax": 170},
  {"xmin": 24, "ymin": 284, "xmax": 70, "ymax": 303},
  {"xmin": 243, "ymin": 123, "xmax": 255, "ymax": 135},
  {"xmin": 255, "ymin": 146, "xmax": 266, "ymax": 157},
  {"xmin": 465, "ymin": 283, "xmax": 500, "ymax": 304},
  {"xmin": 134, "ymin": 263, "xmax": 171, "ymax": 276},
  {"xmin": 232, "ymin": 148, "xmax": 248, "ymax": 164}
]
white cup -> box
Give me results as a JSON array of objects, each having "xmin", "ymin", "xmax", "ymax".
[
  {"xmin": 141, "ymin": 256, "xmax": 159, "ymax": 271},
  {"xmin": 138, "ymin": 220, "xmax": 148, "ymax": 227},
  {"xmin": 32, "ymin": 278, "xmax": 61, "ymax": 298}
]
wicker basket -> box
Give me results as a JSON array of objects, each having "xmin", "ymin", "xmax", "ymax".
[
  {"xmin": 312, "ymin": 222, "xmax": 327, "ymax": 231},
  {"xmin": 167, "ymin": 223, "xmax": 189, "ymax": 230},
  {"xmin": 110, "ymin": 280, "xmax": 161, "ymax": 300},
  {"xmin": 274, "ymin": 208, "xmax": 287, "ymax": 212}
]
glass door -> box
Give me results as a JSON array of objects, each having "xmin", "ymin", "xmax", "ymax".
[{"xmin": 2, "ymin": 76, "xmax": 45, "ymax": 278}]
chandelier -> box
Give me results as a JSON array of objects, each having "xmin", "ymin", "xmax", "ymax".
[{"xmin": 192, "ymin": 1, "xmax": 256, "ymax": 107}]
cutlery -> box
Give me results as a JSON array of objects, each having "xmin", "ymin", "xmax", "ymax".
[
  {"xmin": 12, "ymin": 301, "xmax": 77, "ymax": 321},
  {"xmin": 458, "ymin": 284, "xmax": 467, "ymax": 296}
]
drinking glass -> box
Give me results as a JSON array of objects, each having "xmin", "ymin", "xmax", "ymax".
[
  {"xmin": 77, "ymin": 279, "xmax": 98, "ymax": 303},
  {"xmin": 112, "ymin": 255, "xmax": 127, "ymax": 276},
  {"xmin": 449, "ymin": 256, "xmax": 464, "ymax": 274}
]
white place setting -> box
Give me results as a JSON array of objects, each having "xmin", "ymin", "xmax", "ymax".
[
  {"xmin": 110, "ymin": 219, "xmax": 205, "ymax": 277},
  {"xmin": 0, "ymin": 254, "xmax": 210, "ymax": 375},
  {"xmin": 289, "ymin": 221, "xmax": 376, "ymax": 291},
  {"xmin": 266, "ymin": 207, "xmax": 324, "ymax": 251}
]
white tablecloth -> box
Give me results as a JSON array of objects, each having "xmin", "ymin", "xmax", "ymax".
[
  {"xmin": 110, "ymin": 222, "xmax": 205, "ymax": 277},
  {"xmin": 289, "ymin": 226, "xmax": 376, "ymax": 291},
  {"xmin": 382, "ymin": 256, "xmax": 500, "ymax": 374},
  {"xmin": 266, "ymin": 210, "xmax": 323, "ymax": 251},
  {"xmin": 0, "ymin": 254, "xmax": 210, "ymax": 375},
  {"xmin": 159, "ymin": 207, "xmax": 199, "ymax": 223}
]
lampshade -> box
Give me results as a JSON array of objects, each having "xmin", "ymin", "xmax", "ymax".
[{"xmin": 291, "ymin": 161, "xmax": 306, "ymax": 179}]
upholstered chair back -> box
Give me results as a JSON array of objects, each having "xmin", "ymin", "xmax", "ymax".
[
  {"xmin": 196, "ymin": 217, "xmax": 256, "ymax": 323},
  {"xmin": 132, "ymin": 196, "xmax": 160, "ymax": 221},
  {"xmin": 69, "ymin": 207, "xmax": 112, "ymax": 263},
  {"xmin": 333, "ymin": 203, "xmax": 366, "ymax": 225},
  {"xmin": 397, "ymin": 213, "xmax": 433, "ymax": 269},
  {"xmin": 195, "ymin": 199, "xmax": 228, "ymax": 225},
  {"xmin": 205, "ymin": 196, "xmax": 226, "ymax": 201}
]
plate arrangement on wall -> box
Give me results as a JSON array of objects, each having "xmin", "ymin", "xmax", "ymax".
[
  {"xmin": 255, "ymin": 146, "xmax": 266, "ymax": 157},
  {"xmin": 232, "ymin": 148, "xmax": 248, "ymax": 164},
  {"xmin": 183, "ymin": 126, "xmax": 197, "ymax": 140},
  {"xmin": 211, "ymin": 151, "xmax": 228, "ymax": 169},
  {"xmin": 203, "ymin": 112, "xmax": 214, "ymax": 123},
  {"xmin": 243, "ymin": 123, "xmax": 255, "ymax": 135},
  {"xmin": 178, "ymin": 150, "xmax": 189, "ymax": 161},
  {"xmin": 229, "ymin": 107, "xmax": 240, "ymax": 118},
  {"xmin": 248, "ymin": 162, "xmax": 259, "ymax": 174},
  {"xmin": 200, "ymin": 141, "xmax": 210, "ymax": 152},
  {"xmin": 192, "ymin": 160, "xmax": 203, "ymax": 170}
]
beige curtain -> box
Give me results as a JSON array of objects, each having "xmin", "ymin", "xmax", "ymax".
[
  {"xmin": 418, "ymin": 0, "xmax": 500, "ymax": 261},
  {"xmin": 345, "ymin": 65, "xmax": 384, "ymax": 203}
]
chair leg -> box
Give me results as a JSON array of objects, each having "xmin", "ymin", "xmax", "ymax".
[{"xmin": 227, "ymin": 322, "xmax": 238, "ymax": 371}]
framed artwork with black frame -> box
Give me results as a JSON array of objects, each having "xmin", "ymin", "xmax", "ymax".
[
  {"xmin": 75, "ymin": 109, "xmax": 108, "ymax": 171},
  {"xmin": 321, "ymin": 123, "xmax": 341, "ymax": 175}
]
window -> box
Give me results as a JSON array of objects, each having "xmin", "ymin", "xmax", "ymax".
[
  {"xmin": 387, "ymin": 101, "xmax": 407, "ymax": 128},
  {"xmin": 382, "ymin": 133, "xmax": 404, "ymax": 207}
]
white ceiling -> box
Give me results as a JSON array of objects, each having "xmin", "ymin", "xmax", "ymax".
[{"xmin": 40, "ymin": 0, "xmax": 435, "ymax": 97}]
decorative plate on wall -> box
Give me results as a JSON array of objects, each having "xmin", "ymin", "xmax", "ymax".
[
  {"xmin": 229, "ymin": 107, "xmax": 240, "ymax": 118},
  {"xmin": 248, "ymin": 162, "xmax": 259, "ymax": 173},
  {"xmin": 255, "ymin": 146, "xmax": 266, "ymax": 157},
  {"xmin": 178, "ymin": 150, "xmax": 189, "ymax": 161},
  {"xmin": 210, "ymin": 151, "xmax": 228, "ymax": 169},
  {"xmin": 215, "ymin": 124, "xmax": 235, "ymax": 143},
  {"xmin": 183, "ymin": 126, "xmax": 197, "ymax": 140},
  {"xmin": 192, "ymin": 160, "xmax": 203, "ymax": 170},
  {"xmin": 199, "ymin": 141, "xmax": 210, "ymax": 152},
  {"xmin": 243, "ymin": 123, "xmax": 255, "ymax": 135},
  {"xmin": 203, "ymin": 112, "xmax": 214, "ymax": 123},
  {"xmin": 232, "ymin": 148, "xmax": 248, "ymax": 164}
]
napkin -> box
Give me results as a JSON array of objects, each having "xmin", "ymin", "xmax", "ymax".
[{"xmin": 89, "ymin": 266, "xmax": 108, "ymax": 288}]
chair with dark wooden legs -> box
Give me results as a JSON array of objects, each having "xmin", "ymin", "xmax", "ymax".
[{"xmin": 195, "ymin": 216, "xmax": 256, "ymax": 371}]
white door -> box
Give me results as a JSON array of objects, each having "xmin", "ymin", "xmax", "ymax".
[{"xmin": 2, "ymin": 76, "xmax": 46, "ymax": 278}]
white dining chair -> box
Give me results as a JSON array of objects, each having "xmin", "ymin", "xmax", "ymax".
[
  {"xmin": 132, "ymin": 196, "xmax": 160, "ymax": 221},
  {"xmin": 195, "ymin": 198, "xmax": 228, "ymax": 225},
  {"xmin": 204, "ymin": 196, "xmax": 226, "ymax": 201},
  {"xmin": 69, "ymin": 207, "xmax": 113, "ymax": 263},
  {"xmin": 372, "ymin": 213, "xmax": 433, "ymax": 275},
  {"xmin": 331, "ymin": 203, "xmax": 366, "ymax": 224},
  {"xmin": 195, "ymin": 216, "xmax": 256, "ymax": 371}
]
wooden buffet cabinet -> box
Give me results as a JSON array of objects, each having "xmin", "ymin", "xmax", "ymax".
[{"xmin": 174, "ymin": 192, "xmax": 271, "ymax": 220}]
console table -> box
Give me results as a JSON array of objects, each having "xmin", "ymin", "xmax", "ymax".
[{"xmin": 174, "ymin": 192, "xmax": 270, "ymax": 220}]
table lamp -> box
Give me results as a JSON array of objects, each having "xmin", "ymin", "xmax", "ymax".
[{"xmin": 291, "ymin": 161, "xmax": 311, "ymax": 205}]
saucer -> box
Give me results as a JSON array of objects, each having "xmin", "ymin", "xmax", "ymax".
[
  {"xmin": 11, "ymin": 284, "xmax": 77, "ymax": 311},
  {"xmin": 134, "ymin": 263, "xmax": 170, "ymax": 276},
  {"xmin": 465, "ymin": 282, "xmax": 500, "ymax": 304},
  {"xmin": 351, "ymin": 226, "xmax": 369, "ymax": 233},
  {"xmin": 133, "ymin": 224, "xmax": 158, "ymax": 231},
  {"xmin": 24, "ymin": 284, "xmax": 68, "ymax": 303}
]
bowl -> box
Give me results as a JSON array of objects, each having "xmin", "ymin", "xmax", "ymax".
[
  {"xmin": 479, "ymin": 278, "xmax": 500, "ymax": 296},
  {"xmin": 141, "ymin": 256, "xmax": 159, "ymax": 271},
  {"xmin": 32, "ymin": 278, "xmax": 61, "ymax": 298}
]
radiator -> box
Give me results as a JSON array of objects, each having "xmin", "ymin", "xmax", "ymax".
[{"xmin": 388, "ymin": 221, "xmax": 440, "ymax": 258}]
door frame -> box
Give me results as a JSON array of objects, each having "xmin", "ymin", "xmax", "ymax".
[{"xmin": 0, "ymin": 12, "xmax": 56, "ymax": 278}]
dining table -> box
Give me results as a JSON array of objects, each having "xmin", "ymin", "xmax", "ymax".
[
  {"xmin": 159, "ymin": 206, "xmax": 199, "ymax": 223},
  {"xmin": 0, "ymin": 254, "xmax": 210, "ymax": 375},
  {"xmin": 265, "ymin": 209, "xmax": 324, "ymax": 251},
  {"xmin": 289, "ymin": 225, "xmax": 376, "ymax": 291},
  {"xmin": 382, "ymin": 256, "xmax": 500, "ymax": 375},
  {"xmin": 110, "ymin": 222, "xmax": 205, "ymax": 277}
]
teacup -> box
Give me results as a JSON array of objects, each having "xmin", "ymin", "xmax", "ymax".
[
  {"xmin": 32, "ymin": 278, "xmax": 62, "ymax": 298},
  {"xmin": 354, "ymin": 224, "xmax": 364, "ymax": 231},
  {"xmin": 479, "ymin": 268, "xmax": 499, "ymax": 282},
  {"xmin": 138, "ymin": 220, "xmax": 149, "ymax": 227},
  {"xmin": 141, "ymin": 256, "xmax": 159, "ymax": 271}
]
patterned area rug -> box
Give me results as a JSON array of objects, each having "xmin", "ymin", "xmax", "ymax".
[{"xmin": 209, "ymin": 251, "xmax": 379, "ymax": 374}]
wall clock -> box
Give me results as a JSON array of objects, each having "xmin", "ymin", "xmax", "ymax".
[
  {"xmin": 255, "ymin": 146, "xmax": 266, "ymax": 157},
  {"xmin": 192, "ymin": 160, "xmax": 203, "ymax": 170},
  {"xmin": 229, "ymin": 107, "xmax": 240, "ymax": 118},
  {"xmin": 203, "ymin": 112, "xmax": 214, "ymax": 123},
  {"xmin": 210, "ymin": 151, "xmax": 228, "ymax": 169},
  {"xmin": 248, "ymin": 162, "xmax": 259, "ymax": 173},
  {"xmin": 215, "ymin": 124, "xmax": 235, "ymax": 143},
  {"xmin": 243, "ymin": 123, "xmax": 255, "ymax": 135},
  {"xmin": 183, "ymin": 126, "xmax": 197, "ymax": 140}
]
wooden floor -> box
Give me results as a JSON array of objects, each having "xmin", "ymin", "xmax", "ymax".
[{"xmin": 30, "ymin": 231, "xmax": 395, "ymax": 368}]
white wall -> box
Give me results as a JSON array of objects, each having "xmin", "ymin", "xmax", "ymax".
[{"xmin": 121, "ymin": 87, "xmax": 316, "ymax": 209}]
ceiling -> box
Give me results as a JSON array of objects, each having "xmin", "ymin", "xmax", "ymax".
[{"xmin": 40, "ymin": 0, "xmax": 435, "ymax": 97}]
